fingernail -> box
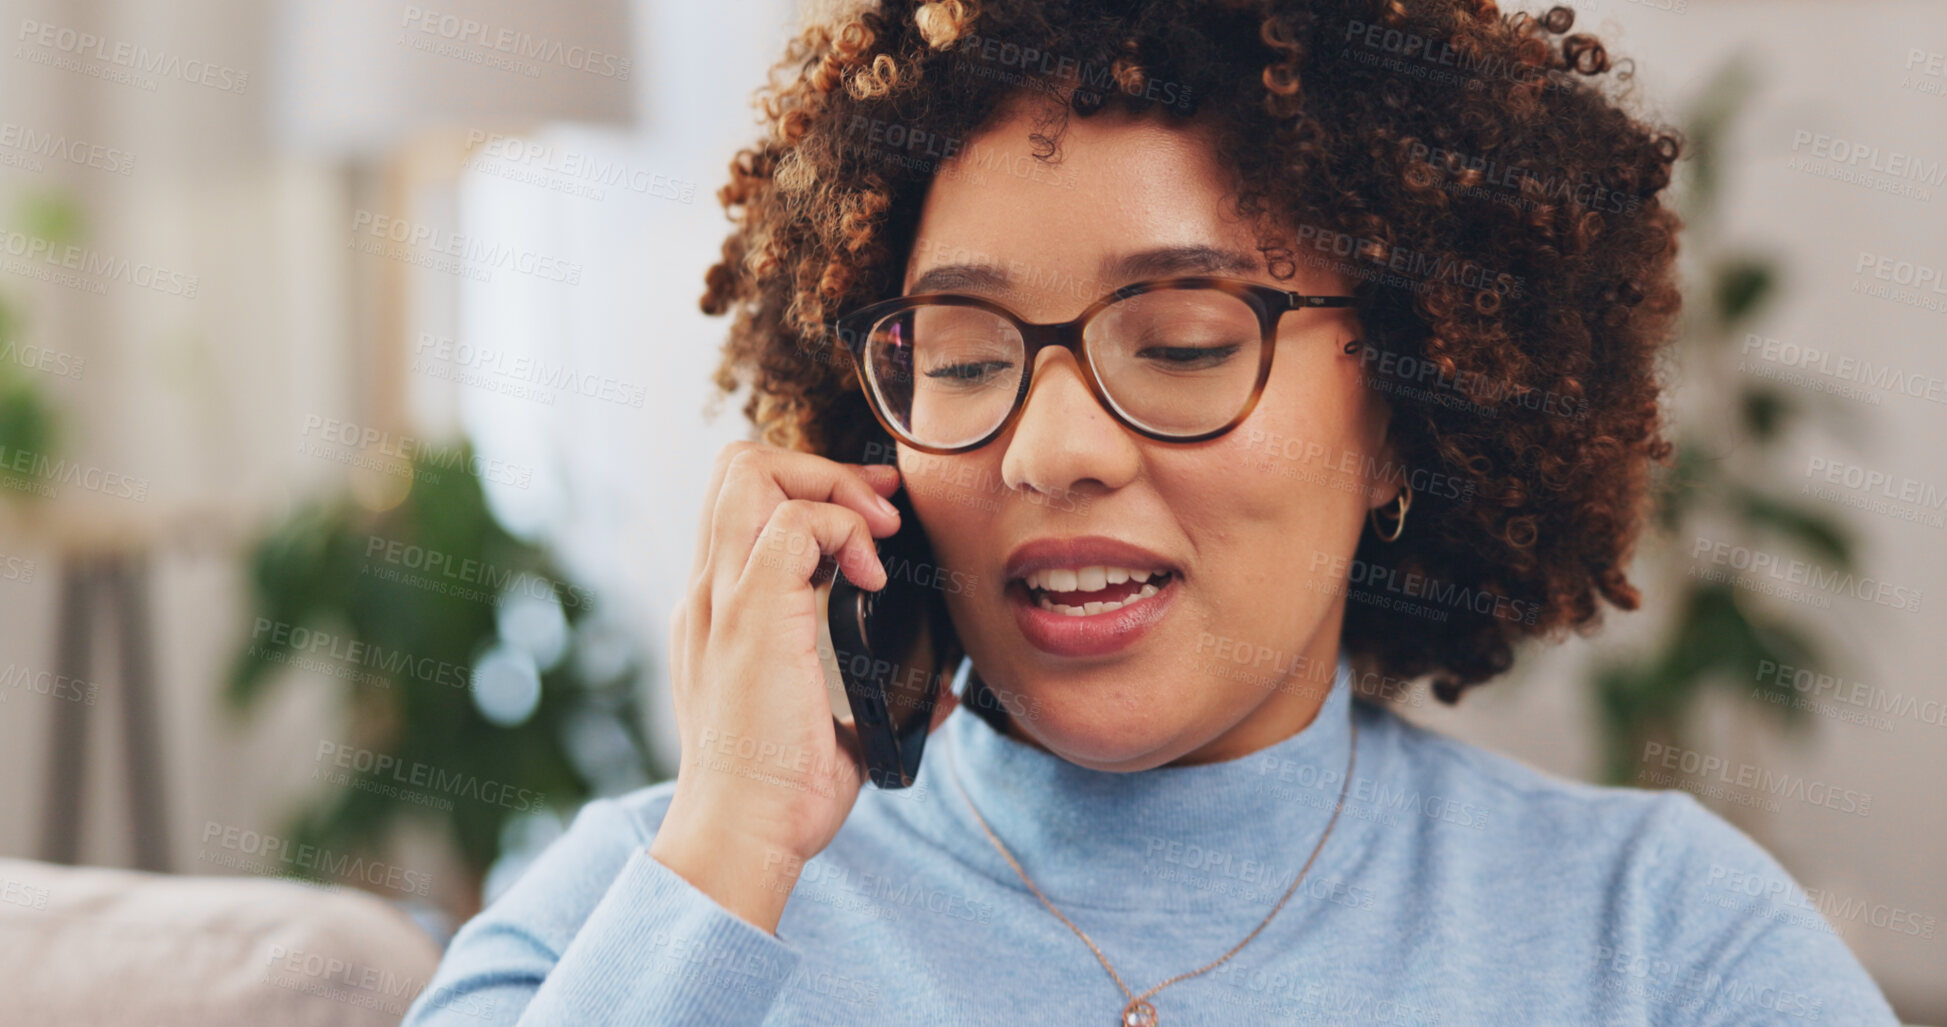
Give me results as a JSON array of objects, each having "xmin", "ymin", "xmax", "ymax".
[{"xmin": 876, "ymin": 494, "xmax": 898, "ymax": 517}]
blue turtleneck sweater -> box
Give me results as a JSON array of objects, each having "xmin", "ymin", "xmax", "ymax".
[{"xmin": 402, "ymin": 661, "xmax": 1895, "ymax": 1025}]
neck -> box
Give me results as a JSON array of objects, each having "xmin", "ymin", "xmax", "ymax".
[
  {"xmin": 990, "ymin": 627, "xmax": 1345, "ymax": 769},
  {"xmin": 919, "ymin": 654, "xmax": 1363, "ymax": 913}
]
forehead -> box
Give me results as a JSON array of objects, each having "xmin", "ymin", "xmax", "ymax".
[{"xmin": 902, "ymin": 102, "xmax": 1335, "ymax": 306}]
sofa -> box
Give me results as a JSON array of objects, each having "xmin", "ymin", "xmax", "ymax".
[{"xmin": 0, "ymin": 856, "xmax": 443, "ymax": 1026}]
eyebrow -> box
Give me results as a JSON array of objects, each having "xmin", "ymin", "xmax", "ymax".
[{"xmin": 906, "ymin": 244, "xmax": 1263, "ymax": 297}]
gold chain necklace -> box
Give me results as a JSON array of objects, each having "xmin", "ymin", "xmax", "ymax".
[{"xmin": 946, "ymin": 714, "xmax": 1359, "ymax": 1027}]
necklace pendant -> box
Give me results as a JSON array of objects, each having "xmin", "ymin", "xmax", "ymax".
[{"xmin": 1121, "ymin": 998, "xmax": 1158, "ymax": 1027}]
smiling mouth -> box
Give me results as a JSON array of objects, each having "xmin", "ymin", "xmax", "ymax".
[{"xmin": 1019, "ymin": 565, "xmax": 1177, "ymax": 617}]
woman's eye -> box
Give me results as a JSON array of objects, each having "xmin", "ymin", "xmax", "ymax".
[
  {"xmin": 924, "ymin": 359, "xmax": 1014, "ymax": 383},
  {"xmin": 1135, "ymin": 343, "xmax": 1243, "ymax": 369}
]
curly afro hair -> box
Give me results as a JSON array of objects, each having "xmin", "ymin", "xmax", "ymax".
[{"xmin": 699, "ymin": 0, "xmax": 1683, "ymax": 702}]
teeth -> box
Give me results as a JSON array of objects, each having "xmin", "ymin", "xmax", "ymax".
[
  {"xmin": 1023, "ymin": 565, "xmax": 1168, "ymax": 592},
  {"xmin": 1033, "ymin": 582, "xmax": 1162, "ymax": 616}
]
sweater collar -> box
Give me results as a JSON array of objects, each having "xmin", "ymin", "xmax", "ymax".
[{"xmin": 900, "ymin": 656, "xmax": 1363, "ymax": 913}]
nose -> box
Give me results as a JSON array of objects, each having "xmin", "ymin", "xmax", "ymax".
[{"xmin": 999, "ymin": 346, "xmax": 1141, "ymax": 500}]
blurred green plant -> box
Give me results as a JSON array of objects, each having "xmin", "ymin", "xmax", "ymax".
[
  {"xmin": 1593, "ymin": 58, "xmax": 1855, "ymax": 784},
  {"xmin": 0, "ymin": 190, "xmax": 82, "ymax": 499},
  {"xmin": 227, "ymin": 443, "xmax": 651, "ymax": 909}
]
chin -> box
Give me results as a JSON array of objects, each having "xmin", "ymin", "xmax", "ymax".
[{"xmin": 999, "ymin": 681, "xmax": 1196, "ymax": 771}]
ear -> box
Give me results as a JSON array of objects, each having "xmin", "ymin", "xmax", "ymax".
[
  {"xmin": 1363, "ymin": 383, "xmax": 1402, "ymax": 513},
  {"xmin": 1339, "ymin": 328, "xmax": 1401, "ymax": 513}
]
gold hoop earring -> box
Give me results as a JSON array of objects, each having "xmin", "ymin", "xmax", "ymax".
[{"xmin": 1370, "ymin": 482, "xmax": 1412, "ymax": 542}]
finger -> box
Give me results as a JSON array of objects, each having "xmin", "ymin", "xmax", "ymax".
[
  {"xmin": 668, "ymin": 601, "xmax": 690, "ymax": 712},
  {"xmin": 740, "ymin": 447, "xmax": 903, "ymax": 535},
  {"xmin": 689, "ymin": 440, "xmax": 900, "ymax": 587},
  {"xmin": 690, "ymin": 440, "xmax": 760, "ymax": 591},
  {"xmin": 708, "ymin": 452, "xmax": 900, "ymax": 598},
  {"xmin": 857, "ymin": 461, "xmax": 902, "ymax": 498},
  {"xmin": 734, "ymin": 499, "xmax": 887, "ymax": 610},
  {"xmin": 689, "ymin": 444, "xmax": 899, "ymax": 667}
]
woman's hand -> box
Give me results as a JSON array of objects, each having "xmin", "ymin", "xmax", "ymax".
[{"xmin": 649, "ymin": 440, "xmax": 914, "ymax": 934}]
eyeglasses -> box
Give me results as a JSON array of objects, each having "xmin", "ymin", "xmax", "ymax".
[{"xmin": 830, "ymin": 276, "xmax": 1357, "ymax": 454}]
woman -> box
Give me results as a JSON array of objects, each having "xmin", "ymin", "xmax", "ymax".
[{"xmin": 407, "ymin": 1, "xmax": 1896, "ymax": 1023}]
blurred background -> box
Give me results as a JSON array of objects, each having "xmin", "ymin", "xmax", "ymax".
[{"xmin": 0, "ymin": 0, "xmax": 1940, "ymax": 1021}]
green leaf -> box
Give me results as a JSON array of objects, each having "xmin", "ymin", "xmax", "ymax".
[
  {"xmin": 17, "ymin": 190, "xmax": 84, "ymax": 245},
  {"xmin": 225, "ymin": 438, "xmax": 652, "ymax": 888},
  {"xmin": 1652, "ymin": 441, "xmax": 1712, "ymax": 530},
  {"xmin": 1676, "ymin": 57, "xmax": 1757, "ymax": 218},
  {"xmin": 0, "ymin": 369, "xmax": 58, "ymax": 499},
  {"xmin": 1739, "ymin": 388, "xmax": 1790, "ymax": 442},
  {"xmin": 1738, "ymin": 490, "xmax": 1853, "ymax": 566},
  {"xmin": 1713, "ymin": 258, "xmax": 1776, "ymax": 329}
]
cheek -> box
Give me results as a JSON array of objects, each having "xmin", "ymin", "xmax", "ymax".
[
  {"xmin": 898, "ymin": 451, "xmax": 993, "ymax": 578},
  {"xmin": 1163, "ymin": 450, "xmax": 1342, "ymax": 582},
  {"xmin": 1161, "ymin": 389, "xmax": 1375, "ymax": 587},
  {"xmin": 1201, "ymin": 387, "xmax": 1371, "ymax": 511}
]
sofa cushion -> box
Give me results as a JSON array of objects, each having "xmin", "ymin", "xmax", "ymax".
[{"xmin": 0, "ymin": 856, "xmax": 443, "ymax": 1027}]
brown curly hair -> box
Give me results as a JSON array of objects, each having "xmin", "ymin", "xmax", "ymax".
[{"xmin": 700, "ymin": 0, "xmax": 1683, "ymax": 702}]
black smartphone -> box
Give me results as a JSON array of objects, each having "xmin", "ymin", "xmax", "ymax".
[{"xmin": 826, "ymin": 485, "xmax": 964, "ymax": 789}]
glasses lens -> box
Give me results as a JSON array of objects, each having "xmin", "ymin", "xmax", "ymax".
[
  {"xmin": 1083, "ymin": 287, "xmax": 1264, "ymax": 436},
  {"xmin": 864, "ymin": 304, "xmax": 1025, "ymax": 449}
]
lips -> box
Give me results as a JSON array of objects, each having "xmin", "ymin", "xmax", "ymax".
[
  {"xmin": 1002, "ymin": 536, "xmax": 1182, "ymax": 657},
  {"xmin": 1003, "ymin": 537, "xmax": 1180, "ymax": 584}
]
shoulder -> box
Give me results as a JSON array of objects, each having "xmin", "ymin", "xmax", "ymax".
[
  {"xmin": 1365, "ymin": 699, "xmax": 1798, "ymax": 898},
  {"xmin": 1362, "ymin": 703, "xmax": 1896, "ymax": 1023},
  {"xmin": 1357, "ymin": 699, "xmax": 1694, "ymax": 855}
]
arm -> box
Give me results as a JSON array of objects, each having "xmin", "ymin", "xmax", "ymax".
[
  {"xmin": 410, "ymin": 445, "xmax": 917, "ymax": 1024},
  {"xmin": 402, "ymin": 794, "xmax": 804, "ymax": 1027}
]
